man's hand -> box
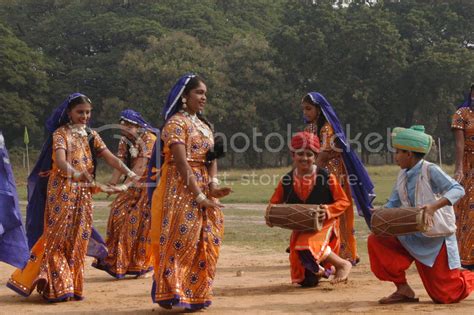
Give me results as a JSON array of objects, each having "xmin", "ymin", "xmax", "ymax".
[
  {"xmin": 318, "ymin": 204, "xmax": 328, "ymax": 223},
  {"xmin": 265, "ymin": 204, "xmax": 274, "ymax": 227},
  {"xmin": 420, "ymin": 203, "xmax": 437, "ymax": 228}
]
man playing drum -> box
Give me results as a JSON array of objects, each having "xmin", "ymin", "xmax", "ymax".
[
  {"xmin": 268, "ymin": 132, "xmax": 352, "ymax": 286},
  {"xmin": 368, "ymin": 125, "xmax": 474, "ymax": 304}
]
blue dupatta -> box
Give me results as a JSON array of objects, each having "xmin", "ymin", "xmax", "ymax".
[
  {"xmin": 147, "ymin": 74, "xmax": 195, "ymax": 202},
  {"xmin": 0, "ymin": 132, "xmax": 30, "ymax": 268},
  {"xmin": 308, "ymin": 92, "xmax": 375, "ymax": 226}
]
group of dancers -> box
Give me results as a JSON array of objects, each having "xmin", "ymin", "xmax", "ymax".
[{"xmin": 0, "ymin": 75, "xmax": 473, "ymax": 310}]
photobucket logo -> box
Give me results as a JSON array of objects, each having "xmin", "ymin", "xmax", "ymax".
[{"xmin": 213, "ymin": 124, "xmax": 397, "ymax": 154}]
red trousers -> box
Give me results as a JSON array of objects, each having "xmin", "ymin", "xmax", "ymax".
[{"xmin": 368, "ymin": 234, "xmax": 474, "ymax": 304}]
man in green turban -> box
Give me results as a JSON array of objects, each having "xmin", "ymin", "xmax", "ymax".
[
  {"xmin": 391, "ymin": 125, "xmax": 433, "ymax": 155},
  {"xmin": 367, "ymin": 125, "xmax": 474, "ymax": 305}
]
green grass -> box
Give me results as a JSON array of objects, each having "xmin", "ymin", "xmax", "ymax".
[
  {"xmin": 90, "ymin": 205, "xmax": 371, "ymax": 259},
  {"xmin": 218, "ymin": 164, "xmax": 455, "ymax": 206},
  {"xmin": 11, "ymin": 164, "xmax": 456, "ymax": 205},
  {"xmin": 13, "ymin": 163, "xmax": 451, "ymax": 254}
]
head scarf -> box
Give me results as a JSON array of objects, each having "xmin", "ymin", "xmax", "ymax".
[
  {"xmin": 392, "ymin": 125, "xmax": 433, "ymax": 154},
  {"xmin": 162, "ymin": 73, "xmax": 196, "ymax": 121},
  {"xmin": 46, "ymin": 92, "xmax": 90, "ymax": 132},
  {"xmin": 290, "ymin": 132, "xmax": 320, "ymax": 153},
  {"xmin": 306, "ymin": 92, "xmax": 376, "ymax": 227},
  {"xmin": 457, "ymin": 84, "xmax": 474, "ymax": 109},
  {"xmin": 120, "ymin": 109, "xmax": 159, "ymax": 133},
  {"xmin": 0, "ymin": 131, "xmax": 29, "ymax": 268},
  {"xmin": 25, "ymin": 93, "xmax": 107, "ymax": 259},
  {"xmin": 147, "ymin": 73, "xmax": 196, "ymax": 202}
]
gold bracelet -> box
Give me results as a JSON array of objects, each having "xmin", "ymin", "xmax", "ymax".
[{"xmin": 196, "ymin": 192, "xmax": 207, "ymax": 203}]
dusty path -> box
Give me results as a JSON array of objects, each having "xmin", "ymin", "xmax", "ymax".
[
  {"xmin": 3, "ymin": 202, "xmax": 473, "ymax": 313},
  {"xmin": 1, "ymin": 245, "xmax": 472, "ymax": 314}
]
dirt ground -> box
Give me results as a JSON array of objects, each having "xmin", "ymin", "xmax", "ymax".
[
  {"xmin": 0, "ymin": 245, "xmax": 472, "ymax": 314},
  {"xmin": 1, "ymin": 202, "xmax": 473, "ymax": 314}
]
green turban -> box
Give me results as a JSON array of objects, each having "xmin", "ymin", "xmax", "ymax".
[{"xmin": 391, "ymin": 125, "xmax": 433, "ymax": 154}]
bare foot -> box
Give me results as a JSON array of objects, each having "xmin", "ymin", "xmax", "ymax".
[
  {"xmin": 395, "ymin": 283, "xmax": 416, "ymax": 299},
  {"xmin": 330, "ymin": 260, "xmax": 352, "ymax": 284},
  {"xmin": 378, "ymin": 283, "xmax": 417, "ymax": 304}
]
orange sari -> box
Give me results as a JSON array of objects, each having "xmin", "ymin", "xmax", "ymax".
[
  {"xmin": 269, "ymin": 170, "xmax": 350, "ymax": 283},
  {"xmin": 93, "ymin": 131, "xmax": 156, "ymax": 277},
  {"xmin": 451, "ymin": 107, "xmax": 474, "ymax": 267},
  {"xmin": 150, "ymin": 112, "xmax": 223, "ymax": 309},
  {"xmin": 306, "ymin": 122, "xmax": 358, "ymax": 262},
  {"xmin": 7, "ymin": 125, "xmax": 106, "ymax": 301}
]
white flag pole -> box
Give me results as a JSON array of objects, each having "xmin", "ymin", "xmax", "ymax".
[{"xmin": 438, "ymin": 137, "xmax": 442, "ymax": 168}]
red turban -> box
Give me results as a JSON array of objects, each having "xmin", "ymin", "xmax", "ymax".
[{"xmin": 290, "ymin": 132, "xmax": 320, "ymax": 153}]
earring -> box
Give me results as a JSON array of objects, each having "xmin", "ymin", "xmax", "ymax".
[{"xmin": 182, "ymin": 97, "xmax": 187, "ymax": 109}]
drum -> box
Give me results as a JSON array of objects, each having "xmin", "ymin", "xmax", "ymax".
[
  {"xmin": 371, "ymin": 207, "xmax": 430, "ymax": 237},
  {"xmin": 265, "ymin": 204, "xmax": 325, "ymax": 232}
]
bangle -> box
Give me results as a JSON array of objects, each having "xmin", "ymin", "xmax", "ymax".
[
  {"xmin": 196, "ymin": 192, "xmax": 207, "ymax": 203},
  {"xmin": 209, "ymin": 177, "xmax": 220, "ymax": 185},
  {"xmin": 118, "ymin": 184, "xmax": 128, "ymax": 191},
  {"xmin": 127, "ymin": 171, "xmax": 137, "ymax": 178}
]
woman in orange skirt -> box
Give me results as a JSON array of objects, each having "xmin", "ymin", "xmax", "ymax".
[
  {"xmin": 7, "ymin": 93, "xmax": 137, "ymax": 302},
  {"xmin": 452, "ymin": 83, "xmax": 474, "ymax": 270},
  {"xmin": 149, "ymin": 74, "xmax": 231, "ymax": 311},
  {"xmin": 301, "ymin": 92, "xmax": 375, "ymax": 264},
  {"xmin": 92, "ymin": 109, "xmax": 156, "ymax": 278}
]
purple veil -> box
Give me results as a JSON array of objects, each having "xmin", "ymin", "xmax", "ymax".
[
  {"xmin": 147, "ymin": 74, "xmax": 195, "ymax": 202},
  {"xmin": 0, "ymin": 132, "xmax": 30, "ymax": 268},
  {"xmin": 120, "ymin": 109, "xmax": 159, "ymax": 134},
  {"xmin": 307, "ymin": 92, "xmax": 375, "ymax": 226},
  {"xmin": 457, "ymin": 84, "xmax": 474, "ymax": 109}
]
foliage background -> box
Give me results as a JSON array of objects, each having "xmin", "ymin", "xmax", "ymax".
[{"xmin": 1, "ymin": 0, "xmax": 473, "ymax": 168}]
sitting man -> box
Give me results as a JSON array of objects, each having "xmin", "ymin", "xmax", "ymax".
[
  {"xmin": 368, "ymin": 125, "xmax": 474, "ymax": 304},
  {"xmin": 267, "ymin": 132, "xmax": 352, "ymax": 286}
]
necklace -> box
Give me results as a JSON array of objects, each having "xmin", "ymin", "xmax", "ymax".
[
  {"xmin": 128, "ymin": 129, "xmax": 145, "ymax": 158},
  {"xmin": 68, "ymin": 123, "xmax": 88, "ymax": 137},
  {"xmin": 180, "ymin": 110, "xmax": 212, "ymax": 138}
]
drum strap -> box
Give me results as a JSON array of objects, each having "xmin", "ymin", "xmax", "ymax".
[
  {"xmin": 396, "ymin": 160, "xmax": 456, "ymax": 237},
  {"xmin": 282, "ymin": 168, "xmax": 334, "ymax": 204}
]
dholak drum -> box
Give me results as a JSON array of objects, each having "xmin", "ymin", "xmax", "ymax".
[
  {"xmin": 265, "ymin": 204, "xmax": 324, "ymax": 232},
  {"xmin": 371, "ymin": 207, "xmax": 430, "ymax": 237}
]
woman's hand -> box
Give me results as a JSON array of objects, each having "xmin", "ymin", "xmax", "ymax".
[
  {"xmin": 101, "ymin": 183, "xmax": 128, "ymax": 194},
  {"xmin": 198, "ymin": 197, "xmax": 224, "ymax": 209},
  {"xmin": 209, "ymin": 186, "xmax": 233, "ymax": 199},
  {"xmin": 72, "ymin": 171, "xmax": 93, "ymax": 183},
  {"xmin": 454, "ymin": 168, "xmax": 464, "ymax": 183}
]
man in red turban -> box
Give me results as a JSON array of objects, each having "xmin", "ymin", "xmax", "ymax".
[
  {"xmin": 290, "ymin": 131, "xmax": 321, "ymax": 153},
  {"xmin": 267, "ymin": 132, "xmax": 352, "ymax": 286}
]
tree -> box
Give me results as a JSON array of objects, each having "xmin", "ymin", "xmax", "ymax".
[
  {"xmin": 119, "ymin": 32, "xmax": 227, "ymax": 126},
  {"xmin": 0, "ymin": 23, "xmax": 48, "ymax": 146}
]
